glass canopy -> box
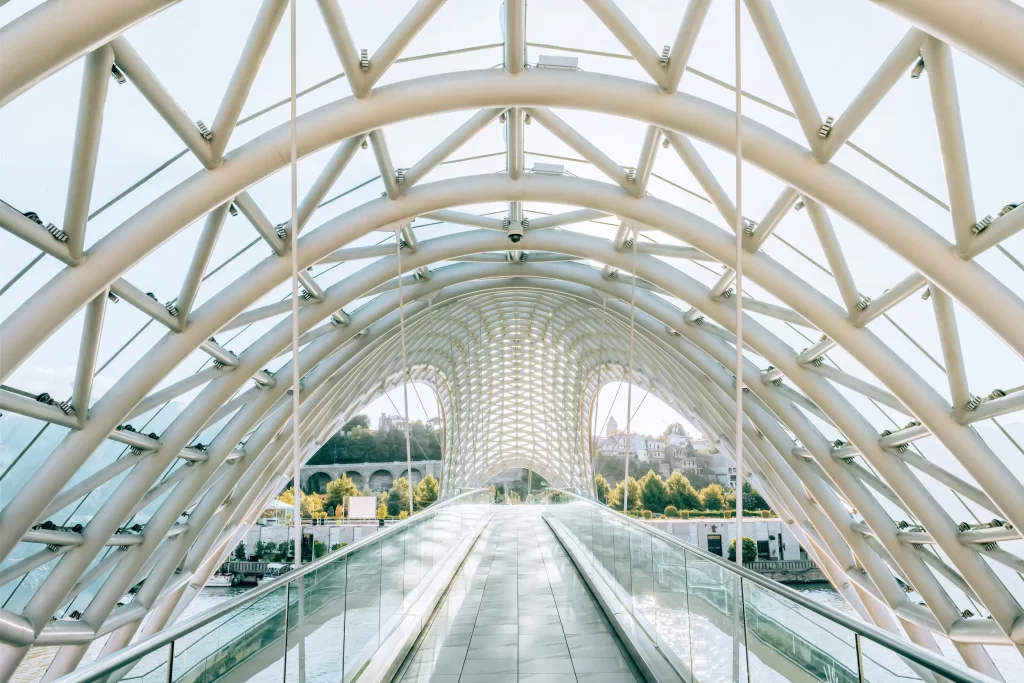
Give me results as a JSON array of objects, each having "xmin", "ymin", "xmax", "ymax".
[{"xmin": 1, "ymin": 0, "xmax": 1023, "ymax": 680}]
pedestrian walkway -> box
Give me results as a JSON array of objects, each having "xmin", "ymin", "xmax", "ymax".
[{"xmin": 394, "ymin": 507, "xmax": 644, "ymax": 683}]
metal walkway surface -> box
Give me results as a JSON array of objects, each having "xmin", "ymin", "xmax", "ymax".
[{"xmin": 393, "ymin": 508, "xmax": 644, "ymax": 683}]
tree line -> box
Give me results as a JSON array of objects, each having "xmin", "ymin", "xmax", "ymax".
[
  {"xmin": 277, "ymin": 472, "xmax": 440, "ymax": 520},
  {"xmin": 595, "ymin": 470, "xmax": 770, "ymax": 518},
  {"xmin": 307, "ymin": 415, "xmax": 442, "ymax": 464}
]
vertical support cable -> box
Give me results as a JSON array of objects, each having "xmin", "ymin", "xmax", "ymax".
[
  {"xmin": 443, "ymin": 301, "xmax": 460, "ymax": 495},
  {"xmin": 592, "ymin": 298, "xmax": 608, "ymax": 499},
  {"xmin": 623, "ymin": 227, "xmax": 639, "ymax": 513},
  {"xmin": 733, "ymin": 0, "xmax": 745, "ymax": 568},
  {"xmin": 732, "ymin": 3, "xmax": 745, "ymax": 681},
  {"xmin": 287, "ymin": 5, "xmax": 306, "ymax": 683},
  {"xmin": 395, "ymin": 226, "xmax": 414, "ymax": 515}
]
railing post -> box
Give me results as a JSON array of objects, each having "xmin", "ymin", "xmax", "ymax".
[
  {"xmin": 282, "ymin": 580, "xmax": 291, "ymax": 683},
  {"xmin": 855, "ymin": 632, "xmax": 865, "ymax": 683},
  {"xmin": 165, "ymin": 639, "xmax": 174, "ymax": 683}
]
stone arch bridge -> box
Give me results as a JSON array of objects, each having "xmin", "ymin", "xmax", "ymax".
[{"xmin": 301, "ymin": 461, "xmax": 442, "ymax": 494}]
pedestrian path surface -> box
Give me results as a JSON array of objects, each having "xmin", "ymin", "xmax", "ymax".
[{"xmin": 394, "ymin": 507, "xmax": 643, "ymax": 683}]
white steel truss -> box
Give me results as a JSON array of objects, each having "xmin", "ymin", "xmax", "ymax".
[{"xmin": 1, "ymin": 0, "xmax": 1023, "ymax": 680}]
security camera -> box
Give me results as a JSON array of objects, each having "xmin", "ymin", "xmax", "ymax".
[{"xmin": 504, "ymin": 217, "xmax": 527, "ymax": 243}]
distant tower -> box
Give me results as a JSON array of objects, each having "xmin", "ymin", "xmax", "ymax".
[{"xmin": 607, "ymin": 416, "xmax": 618, "ymax": 436}]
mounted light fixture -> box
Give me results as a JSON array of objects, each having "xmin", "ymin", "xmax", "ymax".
[
  {"xmin": 46, "ymin": 223, "xmax": 68, "ymax": 243},
  {"xmin": 536, "ymin": 55, "xmax": 579, "ymax": 70},
  {"xmin": 195, "ymin": 120, "xmax": 212, "ymax": 141},
  {"xmin": 110, "ymin": 64, "xmax": 127, "ymax": 84},
  {"xmin": 910, "ymin": 56, "xmax": 925, "ymax": 79},
  {"xmin": 818, "ymin": 116, "xmax": 835, "ymax": 138}
]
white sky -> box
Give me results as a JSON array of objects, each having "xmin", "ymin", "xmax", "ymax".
[
  {"xmin": 1, "ymin": 0, "xmax": 1022, "ymax": 499},
  {"xmin": 364, "ymin": 380, "xmax": 698, "ymax": 439}
]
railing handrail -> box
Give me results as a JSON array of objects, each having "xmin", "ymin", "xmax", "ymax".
[
  {"xmin": 57, "ymin": 489, "xmax": 488, "ymax": 683},
  {"xmin": 553, "ymin": 494, "xmax": 1000, "ymax": 683}
]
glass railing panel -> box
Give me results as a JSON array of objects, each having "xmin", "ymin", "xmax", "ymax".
[
  {"xmin": 171, "ymin": 584, "xmax": 288, "ymax": 683},
  {"xmin": 379, "ymin": 527, "xmax": 406, "ymax": 638},
  {"xmin": 629, "ymin": 522, "xmax": 656, "ymax": 635},
  {"xmin": 538, "ymin": 494, "xmax": 997, "ymax": 683},
  {"xmin": 860, "ymin": 636, "xmax": 926, "ymax": 682},
  {"xmin": 685, "ymin": 549, "xmax": 748, "ymax": 683},
  {"xmin": 612, "ymin": 514, "xmax": 633, "ymax": 608},
  {"xmin": 342, "ymin": 538, "xmax": 381, "ymax": 683},
  {"xmin": 742, "ymin": 578, "xmax": 860, "ymax": 683},
  {"xmin": 296, "ymin": 554, "xmax": 350, "ymax": 683},
  {"xmin": 652, "ymin": 534, "xmax": 693, "ymax": 677},
  {"xmin": 281, "ymin": 577, "xmax": 303, "ymax": 683},
  {"xmin": 116, "ymin": 643, "xmax": 173, "ymax": 683},
  {"xmin": 59, "ymin": 490, "xmax": 491, "ymax": 683}
]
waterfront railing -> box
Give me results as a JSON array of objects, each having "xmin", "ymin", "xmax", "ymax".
[
  {"xmin": 56, "ymin": 490, "xmax": 491, "ymax": 683},
  {"xmin": 543, "ymin": 494, "xmax": 998, "ymax": 683}
]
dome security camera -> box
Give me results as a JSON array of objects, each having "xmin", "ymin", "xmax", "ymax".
[{"xmin": 504, "ymin": 217, "xmax": 527, "ymax": 243}]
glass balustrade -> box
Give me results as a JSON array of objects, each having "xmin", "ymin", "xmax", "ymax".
[
  {"xmin": 543, "ymin": 496, "xmax": 997, "ymax": 683},
  {"xmin": 62, "ymin": 490, "xmax": 491, "ymax": 683}
]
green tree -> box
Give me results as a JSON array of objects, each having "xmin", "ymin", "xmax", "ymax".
[
  {"xmin": 728, "ymin": 537, "xmax": 758, "ymax": 563},
  {"xmin": 608, "ymin": 477, "xmax": 642, "ymax": 511},
  {"xmin": 507, "ymin": 490, "xmax": 521, "ymax": 504},
  {"xmin": 387, "ymin": 477, "xmax": 411, "ymax": 515},
  {"xmin": 638, "ymin": 470, "xmax": 668, "ymax": 513},
  {"xmin": 698, "ymin": 483, "xmax": 727, "ymax": 510},
  {"xmin": 415, "ymin": 474, "xmax": 439, "ymax": 509},
  {"xmin": 323, "ymin": 475, "xmax": 359, "ymax": 510},
  {"xmin": 278, "ymin": 487, "xmax": 326, "ymax": 517},
  {"xmin": 665, "ymin": 472, "xmax": 701, "ymax": 509},
  {"xmin": 664, "ymin": 505, "xmax": 679, "ymax": 518},
  {"xmin": 255, "ymin": 540, "xmax": 266, "ymax": 559},
  {"xmin": 594, "ymin": 474, "xmax": 611, "ymax": 503},
  {"xmin": 234, "ymin": 542, "xmax": 246, "ymax": 560},
  {"xmin": 313, "ymin": 540, "xmax": 327, "ymax": 559},
  {"xmin": 377, "ymin": 501, "xmax": 388, "ymax": 519},
  {"xmin": 742, "ymin": 482, "xmax": 769, "ymax": 511},
  {"xmin": 342, "ymin": 414, "xmax": 371, "ymax": 434}
]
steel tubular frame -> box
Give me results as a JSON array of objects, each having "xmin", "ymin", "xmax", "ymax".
[{"xmin": 2, "ymin": 0, "xmax": 1023, "ymax": 679}]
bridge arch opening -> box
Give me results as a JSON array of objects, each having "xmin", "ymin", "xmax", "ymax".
[
  {"xmin": 305, "ymin": 471, "xmax": 333, "ymax": 495},
  {"xmin": 369, "ymin": 470, "xmax": 395, "ymax": 491}
]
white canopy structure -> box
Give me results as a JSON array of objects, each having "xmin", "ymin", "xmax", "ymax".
[{"xmin": 1, "ymin": 0, "xmax": 1023, "ymax": 680}]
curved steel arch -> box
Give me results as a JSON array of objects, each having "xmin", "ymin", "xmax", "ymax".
[
  {"xmin": 3, "ymin": 225, "xmax": 1022, "ymax": 668},
  {"xmin": 5, "ymin": 72, "xmax": 1024, "ymax": 379},
  {"xmin": 3, "ymin": 1, "xmax": 1023, "ymax": 679},
  {"xmin": 5, "ymin": 177, "xmax": 1022, "ymax": 567},
  {"xmin": 3, "ymin": 225, "xmax": 1022, "ymax": 652}
]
